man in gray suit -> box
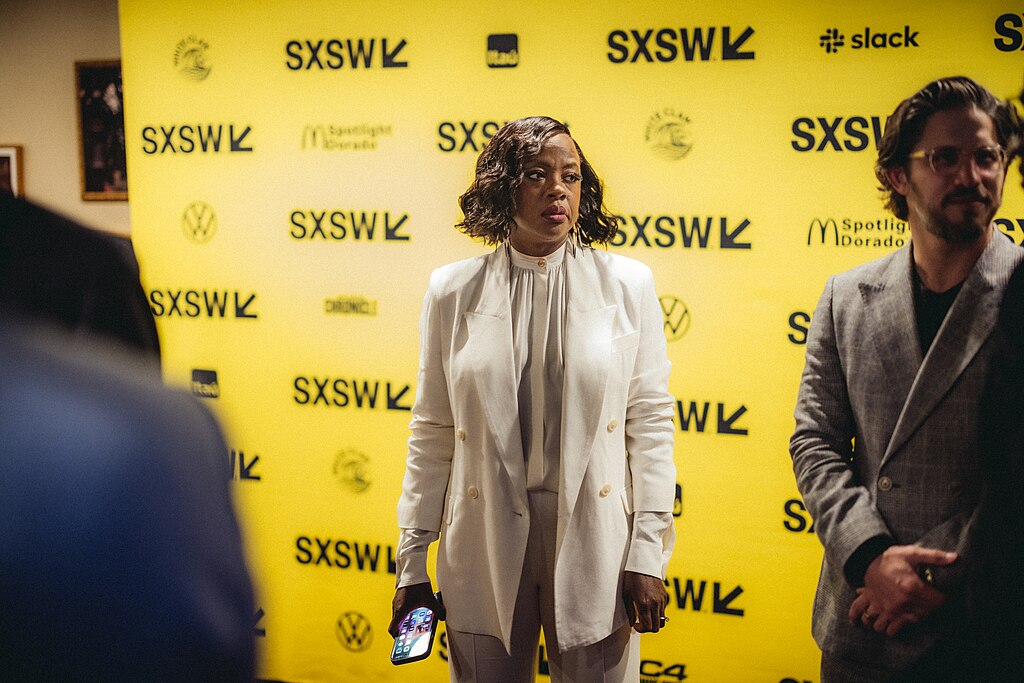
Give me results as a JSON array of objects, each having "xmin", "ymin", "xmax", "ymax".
[{"xmin": 791, "ymin": 76, "xmax": 1022, "ymax": 681}]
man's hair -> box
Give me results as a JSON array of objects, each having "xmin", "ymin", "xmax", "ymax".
[
  {"xmin": 875, "ymin": 76, "xmax": 1021, "ymax": 220},
  {"xmin": 456, "ymin": 116, "xmax": 618, "ymax": 245}
]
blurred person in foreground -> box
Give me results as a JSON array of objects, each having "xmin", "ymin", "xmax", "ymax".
[
  {"xmin": 790, "ymin": 76, "xmax": 1022, "ymax": 681},
  {"xmin": 390, "ymin": 116, "xmax": 676, "ymax": 682},
  {"xmin": 0, "ymin": 318, "xmax": 253, "ymax": 679},
  {"xmin": 0, "ymin": 193, "xmax": 160, "ymax": 365}
]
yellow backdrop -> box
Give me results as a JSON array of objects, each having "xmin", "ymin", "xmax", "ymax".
[{"xmin": 120, "ymin": 1, "xmax": 1024, "ymax": 681}]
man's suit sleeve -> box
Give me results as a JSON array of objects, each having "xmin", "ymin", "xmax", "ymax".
[
  {"xmin": 790, "ymin": 276, "xmax": 892, "ymax": 572},
  {"xmin": 623, "ymin": 268, "xmax": 676, "ymax": 575},
  {"xmin": 397, "ymin": 274, "xmax": 456, "ymax": 532}
]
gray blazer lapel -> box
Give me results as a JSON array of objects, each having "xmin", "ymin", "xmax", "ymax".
[
  {"xmin": 884, "ymin": 231, "xmax": 1019, "ymax": 460},
  {"xmin": 461, "ymin": 249, "xmax": 528, "ymax": 503},
  {"xmin": 859, "ymin": 246, "xmax": 921, "ymax": 432},
  {"xmin": 561, "ymin": 248, "xmax": 614, "ymax": 518}
]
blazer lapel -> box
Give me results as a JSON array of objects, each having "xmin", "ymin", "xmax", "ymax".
[
  {"xmin": 859, "ymin": 245, "xmax": 922, "ymax": 441},
  {"xmin": 462, "ymin": 249, "xmax": 528, "ymax": 505},
  {"xmin": 561, "ymin": 247, "xmax": 614, "ymax": 519},
  {"xmin": 883, "ymin": 231, "xmax": 1018, "ymax": 460}
]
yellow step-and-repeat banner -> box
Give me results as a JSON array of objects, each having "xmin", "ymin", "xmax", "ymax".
[{"xmin": 119, "ymin": 1, "xmax": 1024, "ymax": 681}]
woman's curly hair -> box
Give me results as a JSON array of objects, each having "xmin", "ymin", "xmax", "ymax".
[{"xmin": 456, "ymin": 116, "xmax": 618, "ymax": 246}]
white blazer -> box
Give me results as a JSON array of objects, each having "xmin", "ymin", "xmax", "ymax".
[{"xmin": 397, "ymin": 244, "xmax": 675, "ymax": 652}]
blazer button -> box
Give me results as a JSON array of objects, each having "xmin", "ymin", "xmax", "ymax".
[
  {"xmin": 599, "ymin": 484, "xmax": 612, "ymax": 497},
  {"xmin": 877, "ymin": 476, "xmax": 893, "ymax": 492},
  {"xmin": 467, "ymin": 486, "xmax": 479, "ymax": 499},
  {"xmin": 606, "ymin": 420, "xmax": 618, "ymax": 432},
  {"xmin": 456, "ymin": 428, "xmax": 466, "ymax": 441}
]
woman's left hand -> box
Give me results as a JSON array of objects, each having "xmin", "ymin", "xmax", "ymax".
[{"xmin": 622, "ymin": 571, "xmax": 668, "ymax": 633}]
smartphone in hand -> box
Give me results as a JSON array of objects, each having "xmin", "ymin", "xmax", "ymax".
[{"xmin": 390, "ymin": 604, "xmax": 438, "ymax": 665}]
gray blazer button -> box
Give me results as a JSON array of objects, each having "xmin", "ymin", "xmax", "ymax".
[{"xmin": 878, "ymin": 476, "xmax": 893, "ymax": 492}]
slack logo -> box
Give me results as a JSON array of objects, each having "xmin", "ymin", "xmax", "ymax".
[{"xmin": 818, "ymin": 25, "xmax": 920, "ymax": 53}]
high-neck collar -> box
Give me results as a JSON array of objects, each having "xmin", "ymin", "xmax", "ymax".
[{"xmin": 508, "ymin": 242, "xmax": 566, "ymax": 272}]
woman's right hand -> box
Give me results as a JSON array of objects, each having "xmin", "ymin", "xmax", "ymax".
[{"xmin": 389, "ymin": 582, "xmax": 445, "ymax": 638}]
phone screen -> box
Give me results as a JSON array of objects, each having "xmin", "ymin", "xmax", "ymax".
[{"xmin": 390, "ymin": 606, "xmax": 437, "ymax": 665}]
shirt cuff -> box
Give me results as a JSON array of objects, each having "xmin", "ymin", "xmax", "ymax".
[
  {"xmin": 843, "ymin": 535, "xmax": 894, "ymax": 588},
  {"xmin": 396, "ymin": 528, "xmax": 438, "ymax": 588},
  {"xmin": 624, "ymin": 511, "xmax": 673, "ymax": 578}
]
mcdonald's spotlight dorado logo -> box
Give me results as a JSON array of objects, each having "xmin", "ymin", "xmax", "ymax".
[
  {"xmin": 301, "ymin": 123, "xmax": 392, "ymax": 151},
  {"xmin": 336, "ymin": 612, "xmax": 372, "ymax": 652},
  {"xmin": 182, "ymin": 201, "xmax": 217, "ymax": 243},
  {"xmin": 807, "ymin": 217, "xmax": 907, "ymax": 248},
  {"xmin": 174, "ymin": 35, "xmax": 211, "ymax": 82},
  {"xmin": 333, "ymin": 449, "xmax": 371, "ymax": 493},
  {"xmin": 645, "ymin": 109, "xmax": 692, "ymax": 161},
  {"xmin": 660, "ymin": 295, "xmax": 691, "ymax": 342}
]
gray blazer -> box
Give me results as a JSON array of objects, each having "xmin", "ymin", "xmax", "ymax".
[{"xmin": 790, "ymin": 231, "xmax": 1023, "ymax": 670}]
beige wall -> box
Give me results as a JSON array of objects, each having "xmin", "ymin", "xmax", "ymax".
[{"xmin": 1, "ymin": 0, "xmax": 130, "ymax": 236}]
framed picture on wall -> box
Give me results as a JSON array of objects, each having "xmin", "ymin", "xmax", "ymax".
[
  {"xmin": 0, "ymin": 145, "xmax": 24, "ymax": 197},
  {"xmin": 75, "ymin": 60, "xmax": 127, "ymax": 201}
]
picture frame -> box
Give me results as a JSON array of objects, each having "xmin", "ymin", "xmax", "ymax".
[
  {"xmin": 0, "ymin": 145, "xmax": 24, "ymax": 197},
  {"xmin": 75, "ymin": 60, "xmax": 127, "ymax": 201}
]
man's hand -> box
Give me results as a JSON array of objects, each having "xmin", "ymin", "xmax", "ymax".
[
  {"xmin": 389, "ymin": 582, "xmax": 445, "ymax": 638},
  {"xmin": 622, "ymin": 571, "xmax": 668, "ymax": 633},
  {"xmin": 848, "ymin": 545, "xmax": 957, "ymax": 636}
]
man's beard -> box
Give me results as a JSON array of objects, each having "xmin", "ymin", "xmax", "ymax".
[{"xmin": 915, "ymin": 186, "xmax": 996, "ymax": 245}]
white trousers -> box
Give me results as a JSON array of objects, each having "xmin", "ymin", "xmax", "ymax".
[{"xmin": 447, "ymin": 490, "xmax": 640, "ymax": 683}]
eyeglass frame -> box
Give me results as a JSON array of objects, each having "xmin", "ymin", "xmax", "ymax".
[{"xmin": 906, "ymin": 144, "xmax": 1007, "ymax": 177}]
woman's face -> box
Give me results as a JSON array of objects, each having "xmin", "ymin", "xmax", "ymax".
[{"xmin": 510, "ymin": 133, "xmax": 582, "ymax": 256}]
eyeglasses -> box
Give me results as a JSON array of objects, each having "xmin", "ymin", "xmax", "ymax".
[{"xmin": 907, "ymin": 145, "xmax": 1006, "ymax": 177}]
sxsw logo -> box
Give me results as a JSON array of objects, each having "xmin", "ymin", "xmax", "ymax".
[
  {"xmin": 791, "ymin": 115, "xmax": 888, "ymax": 152},
  {"xmin": 149, "ymin": 289, "xmax": 258, "ymax": 319},
  {"xmin": 994, "ymin": 13, "xmax": 1024, "ymax": 51},
  {"xmin": 290, "ymin": 209, "xmax": 409, "ymax": 241},
  {"xmin": 437, "ymin": 120, "xmax": 509, "ymax": 152},
  {"xmin": 607, "ymin": 25, "xmax": 755, "ymax": 63},
  {"xmin": 141, "ymin": 124, "xmax": 252, "ymax": 154},
  {"xmin": 292, "ymin": 376, "xmax": 412, "ymax": 411},
  {"xmin": 284, "ymin": 38, "xmax": 408, "ymax": 69},
  {"xmin": 818, "ymin": 25, "xmax": 920, "ymax": 53},
  {"xmin": 788, "ymin": 311, "xmax": 811, "ymax": 346},
  {"xmin": 229, "ymin": 448, "xmax": 261, "ymax": 481},
  {"xmin": 487, "ymin": 33, "xmax": 519, "ymax": 68},
  {"xmin": 612, "ymin": 215, "xmax": 751, "ymax": 249},
  {"xmin": 675, "ymin": 398, "xmax": 748, "ymax": 436},
  {"xmin": 783, "ymin": 498, "xmax": 815, "ymax": 534},
  {"xmin": 995, "ymin": 218, "xmax": 1024, "ymax": 245},
  {"xmin": 191, "ymin": 369, "xmax": 220, "ymax": 399},
  {"xmin": 665, "ymin": 573, "xmax": 745, "ymax": 617},
  {"xmin": 295, "ymin": 536, "xmax": 397, "ymax": 574}
]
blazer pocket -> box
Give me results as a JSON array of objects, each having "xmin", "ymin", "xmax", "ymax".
[{"xmin": 611, "ymin": 330, "xmax": 640, "ymax": 353}]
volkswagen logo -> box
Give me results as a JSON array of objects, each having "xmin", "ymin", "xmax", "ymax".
[
  {"xmin": 182, "ymin": 201, "xmax": 217, "ymax": 243},
  {"xmin": 659, "ymin": 295, "xmax": 691, "ymax": 342},
  {"xmin": 336, "ymin": 611, "xmax": 372, "ymax": 652}
]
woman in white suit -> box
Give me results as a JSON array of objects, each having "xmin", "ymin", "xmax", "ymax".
[{"xmin": 390, "ymin": 116, "xmax": 676, "ymax": 683}]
